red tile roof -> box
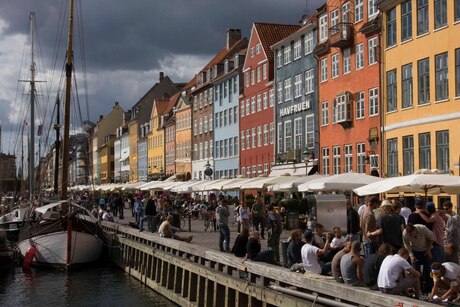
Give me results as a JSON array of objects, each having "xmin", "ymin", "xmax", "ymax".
[{"xmin": 254, "ymin": 23, "xmax": 301, "ymax": 62}]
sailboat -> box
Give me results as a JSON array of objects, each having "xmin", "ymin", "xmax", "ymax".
[{"xmin": 17, "ymin": 4, "xmax": 105, "ymax": 269}]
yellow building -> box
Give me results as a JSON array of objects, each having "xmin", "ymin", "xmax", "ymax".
[
  {"xmin": 380, "ymin": 0, "xmax": 460, "ymax": 206},
  {"xmin": 91, "ymin": 102, "xmax": 124, "ymax": 184},
  {"xmin": 147, "ymin": 94, "xmax": 178, "ymax": 179},
  {"xmin": 174, "ymin": 93, "xmax": 193, "ymax": 181}
]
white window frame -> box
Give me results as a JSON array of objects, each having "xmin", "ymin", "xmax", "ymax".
[
  {"xmin": 356, "ymin": 91, "xmax": 365, "ymax": 119},
  {"xmin": 355, "ymin": 0, "xmax": 363, "ymax": 23},
  {"xmin": 257, "ymin": 94, "xmax": 262, "ymax": 111},
  {"xmin": 294, "ymin": 74, "xmax": 302, "ymax": 98},
  {"xmin": 284, "ymin": 45, "xmax": 291, "ymax": 65},
  {"xmin": 252, "ymin": 127, "xmax": 256, "ymax": 148},
  {"xmin": 263, "ymin": 63, "xmax": 267, "ymax": 80},
  {"xmin": 321, "ymin": 58, "xmax": 328, "ymax": 82},
  {"xmin": 294, "ymin": 40, "xmax": 301, "ymax": 60},
  {"xmin": 263, "ymin": 92, "xmax": 268, "ymax": 109},
  {"xmin": 284, "ymin": 78, "xmax": 292, "ymax": 101},
  {"xmin": 257, "ymin": 126, "xmax": 262, "ymax": 147},
  {"xmin": 277, "ymin": 50, "xmax": 282, "ymax": 68},
  {"xmin": 277, "ymin": 123, "xmax": 283, "ymax": 154},
  {"xmin": 306, "ymin": 114, "xmax": 315, "ymax": 149},
  {"xmin": 322, "ymin": 147, "xmax": 330, "ymax": 175},
  {"xmin": 263, "ymin": 124, "xmax": 269, "ymax": 145},
  {"xmin": 344, "ymin": 144, "xmax": 353, "ymax": 173},
  {"xmin": 332, "ymin": 53, "xmax": 339, "ymax": 78},
  {"xmin": 369, "ymin": 87, "xmax": 379, "ymax": 116},
  {"xmin": 368, "ymin": 37, "xmax": 378, "ymax": 65},
  {"xmin": 355, "ymin": 43, "xmax": 364, "ymax": 70},
  {"xmin": 343, "ymin": 48, "xmax": 351, "ymax": 74},
  {"xmin": 269, "ymin": 122, "xmax": 275, "ymax": 144},
  {"xmin": 357, "ymin": 143, "xmax": 366, "ymax": 173},
  {"xmin": 284, "ymin": 120, "xmax": 292, "ymax": 151},
  {"xmin": 333, "ymin": 146, "xmax": 341, "ymax": 175},
  {"xmin": 319, "ymin": 14, "xmax": 328, "ymax": 42},
  {"xmin": 251, "ymin": 97, "xmax": 256, "ymax": 114},
  {"xmin": 269, "ymin": 89, "xmax": 274, "ymax": 107},
  {"xmin": 330, "ymin": 9, "xmax": 339, "ymax": 34},
  {"xmin": 305, "ymin": 69, "xmax": 314, "ymax": 94},
  {"xmin": 294, "ymin": 117, "xmax": 303, "ymax": 150},
  {"xmin": 277, "ymin": 82, "xmax": 283, "ymax": 104},
  {"xmin": 304, "ymin": 32, "xmax": 314, "ymax": 55},
  {"xmin": 368, "ymin": 0, "xmax": 378, "ymax": 19},
  {"xmin": 321, "ymin": 101, "xmax": 329, "ymax": 126}
]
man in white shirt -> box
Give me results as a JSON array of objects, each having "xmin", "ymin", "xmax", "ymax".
[
  {"xmin": 377, "ymin": 247, "xmax": 421, "ymax": 299},
  {"xmin": 301, "ymin": 230, "xmax": 331, "ymax": 275}
]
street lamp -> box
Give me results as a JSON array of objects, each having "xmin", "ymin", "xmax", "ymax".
[{"xmin": 204, "ymin": 160, "xmax": 213, "ymax": 180}]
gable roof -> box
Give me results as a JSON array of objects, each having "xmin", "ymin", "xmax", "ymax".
[{"xmin": 254, "ymin": 23, "xmax": 301, "ymax": 62}]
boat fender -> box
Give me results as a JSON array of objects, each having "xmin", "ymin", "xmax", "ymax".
[{"xmin": 23, "ymin": 245, "xmax": 37, "ymax": 269}]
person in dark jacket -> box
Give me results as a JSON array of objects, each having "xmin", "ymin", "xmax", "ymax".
[
  {"xmin": 363, "ymin": 243, "xmax": 392, "ymax": 289},
  {"xmin": 347, "ymin": 200, "xmax": 360, "ymax": 242},
  {"xmin": 140, "ymin": 198, "xmax": 157, "ymax": 233},
  {"xmin": 232, "ymin": 228, "xmax": 249, "ymax": 257},
  {"xmin": 244, "ymin": 230, "xmax": 277, "ymax": 265},
  {"xmin": 286, "ymin": 229, "xmax": 305, "ymax": 271}
]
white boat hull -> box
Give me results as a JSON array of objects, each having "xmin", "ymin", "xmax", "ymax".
[{"xmin": 18, "ymin": 231, "xmax": 102, "ymax": 266}]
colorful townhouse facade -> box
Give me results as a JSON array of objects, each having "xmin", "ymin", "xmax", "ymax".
[
  {"xmin": 379, "ymin": 0, "xmax": 460, "ymax": 202},
  {"xmin": 314, "ymin": 1, "xmax": 382, "ymax": 176},
  {"xmin": 240, "ymin": 23, "xmax": 300, "ymax": 178},
  {"xmin": 114, "ymin": 124, "xmax": 129, "ymax": 183},
  {"xmin": 191, "ymin": 29, "xmax": 247, "ymax": 180},
  {"xmin": 213, "ymin": 47, "xmax": 247, "ymax": 180},
  {"xmin": 126, "ymin": 72, "xmax": 180, "ymax": 182},
  {"xmin": 175, "ymin": 82, "xmax": 194, "ymax": 181},
  {"xmin": 272, "ymin": 17, "xmax": 319, "ymax": 176},
  {"xmin": 164, "ymin": 113, "xmax": 176, "ymax": 178}
]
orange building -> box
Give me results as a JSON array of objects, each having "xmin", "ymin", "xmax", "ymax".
[{"xmin": 315, "ymin": 2, "xmax": 381, "ymax": 176}]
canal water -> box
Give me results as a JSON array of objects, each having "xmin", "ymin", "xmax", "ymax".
[{"xmin": 0, "ymin": 263, "xmax": 177, "ymax": 307}]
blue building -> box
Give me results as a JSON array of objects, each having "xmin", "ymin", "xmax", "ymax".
[
  {"xmin": 271, "ymin": 17, "xmax": 319, "ymax": 176},
  {"xmin": 213, "ymin": 49, "xmax": 247, "ymax": 179}
]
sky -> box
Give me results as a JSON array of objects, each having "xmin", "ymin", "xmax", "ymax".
[{"xmin": 0, "ymin": 0, "xmax": 323, "ymax": 157}]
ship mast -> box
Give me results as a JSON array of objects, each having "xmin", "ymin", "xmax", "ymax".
[
  {"xmin": 29, "ymin": 12, "xmax": 36, "ymax": 205},
  {"xmin": 61, "ymin": 0, "xmax": 74, "ymax": 200}
]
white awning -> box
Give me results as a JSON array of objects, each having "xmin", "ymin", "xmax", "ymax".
[
  {"xmin": 171, "ymin": 180, "xmax": 203, "ymax": 193},
  {"xmin": 268, "ymin": 174, "xmax": 324, "ymax": 192},
  {"xmin": 119, "ymin": 153, "xmax": 129, "ymax": 162},
  {"xmin": 122, "ymin": 181, "xmax": 147, "ymax": 190},
  {"xmin": 240, "ymin": 175, "xmax": 297, "ymax": 190}
]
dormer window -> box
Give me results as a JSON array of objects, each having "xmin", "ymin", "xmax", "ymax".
[
  {"xmin": 234, "ymin": 54, "xmax": 239, "ymax": 66},
  {"xmin": 224, "ymin": 60, "xmax": 229, "ymax": 73}
]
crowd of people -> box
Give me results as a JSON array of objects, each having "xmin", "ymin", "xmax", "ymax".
[{"xmin": 68, "ymin": 190, "xmax": 460, "ymax": 303}]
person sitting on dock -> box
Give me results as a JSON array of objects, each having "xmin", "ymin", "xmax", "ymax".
[
  {"xmin": 331, "ymin": 240, "xmax": 352, "ymax": 282},
  {"xmin": 377, "ymin": 247, "xmax": 421, "ymax": 299},
  {"xmin": 232, "ymin": 228, "xmax": 249, "ymax": 257},
  {"xmin": 301, "ymin": 230, "xmax": 331, "ymax": 276},
  {"xmin": 158, "ymin": 215, "xmax": 192, "ymax": 243},
  {"xmin": 340, "ymin": 241, "xmax": 364, "ymax": 286},
  {"xmin": 244, "ymin": 230, "xmax": 277, "ymax": 265},
  {"xmin": 429, "ymin": 262, "xmax": 460, "ymax": 302},
  {"xmin": 363, "ymin": 243, "xmax": 392, "ymax": 290},
  {"xmin": 285, "ymin": 229, "xmax": 305, "ymax": 272}
]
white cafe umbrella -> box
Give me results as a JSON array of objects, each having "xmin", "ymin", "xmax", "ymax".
[
  {"xmin": 298, "ymin": 172, "xmax": 383, "ymax": 192},
  {"xmin": 240, "ymin": 175, "xmax": 298, "ymax": 191},
  {"xmin": 353, "ymin": 169, "xmax": 460, "ymax": 196},
  {"xmin": 170, "ymin": 180, "xmax": 203, "ymax": 193},
  {"xmin": 122, "ymin": 181, "xmax": 147, "ymax": 191},
  {"xmin": 268, "ymin": 174, "xmax": 325, "ymax": 192},
  {"xmin": 221, "ymin": 177, "xmax": 254, "ymax": 191}
]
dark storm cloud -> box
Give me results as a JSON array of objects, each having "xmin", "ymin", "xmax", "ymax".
[{"xmin": 0, "ymin": 0, "xmax": 324, "ymax": 73}]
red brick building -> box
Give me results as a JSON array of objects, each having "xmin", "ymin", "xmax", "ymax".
[
  {"xmin": 314, "ymin": 2, "xmax": 381, "ymax": 176},
  {"xmin": 240, "ymin": 23, "xmax": 300, "ymax": 178}
]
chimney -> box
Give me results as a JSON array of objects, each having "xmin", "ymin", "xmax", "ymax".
[
  {"xmin": 227, "ymin": 29, "xmax": 241, "ymax": 50},
  {"xmin": 159, "ymin": 72, "xmax": 164, "ymax": 81},
  {"xmin": 99, "ymin": 115, "xmax": 103, "ymax": 123},
  {"xmin": 114, "ymin": 101, "xmax": 119, "ymax": 108}
]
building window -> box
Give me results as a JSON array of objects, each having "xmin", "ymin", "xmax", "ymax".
[
  {"xmin": 356, "ymin": 91, "xmax": 365, "ymax": 119},
  {"xmin": 263, "ymin": 63, "xmax": 267, "ymax": 80},
  {"xmin": 357, "ymin": 143, "xmax": 366, "ymax": 173},
  {"xmin": 456, "ymin": 0, "xmax": 460, "ymax": 21},
  {"xmin": 435, "ymin": 52, "xmax": 448, "ymax": 101},
  {"xmin": 434, "ymin": 0, "xmax": 447, "ymax": 29},
  {"xmin": 344, "ymin": 144, "xmax": 353, "ymax": 173},
  {"xmin": 284, "ymin": 45, "xmax": 291, "ymax": 65},
  {"xmin": 264, "ymin": 164, "xmax": 269, "ymax": 176},
  {"xmin": 269, "ymin": 122, "xmax": 275, "ymax": 144},
  {"xmin": 277, "ymin": 123, "xmax": 283, "ymax": 154},
  {"xmin": 333, "ymin": 93, "xmax": 351, "ymax": 123},
  {"xmin": 240, "ymin": 101, "xmax": 245, "ymax": 117},
  {"xmin": 305, "ymin": 32, "xmax": 314, "ymax": 55},
  {"xmin": 321, "ymin": 101, "xmax": 329, "ymax": 126},
  {"xmin": 456, "ymin": 49, "xmax": 460, "ymax": 97},
  {"xmin": 332, "ymin": 53, "xmax": 339, "ymax": 78},
  {"xmin": 246, "ymin": 129, "xmax": 250, "ymax": 149},
  {"xmin": 305, "ymin": 69, "xmax": 314, "ymax": 94},
  {"xmin": 277, "ymin": 82, "xmax": 283, "ymax": 103},
  {"xmin": 294, "ymin": 118, "xmax": 302, "ymax": 150},
  {"xmin": 263, "ymin": 92, "xmax": 268, "ymax": 109},
  {"xmin": 343, "ymin": 48, "xmax": 351, "ymax": 74},
  {"xmin": 402, "ymin": 135, "xmax": 414, "ymax": 175},
  {"xmin": 419, "ymin": 133, "xmax": 431, "ymax": 170},
  {"xmin": 257, "ymin": 95, "xmax": 262, "ymax": 111},
  {"xmin": 256, "ymin": 66, "xmax": 261, "ymax": 83},
  {"xmin": 368, "ymin": 0, "xmax": 378, "ymax": 18},
  {"xmin": 355, "ymin": 0, "xmax": 364, "ymax": 23},
  {"xmin": 418, "ymin": 58, "xmax": 430, "ymax": 104},
  {"xmin": 417, "ymin": 0, "xmax": 429, "ymax": 35},
  {"xmin": 294, "ymin": 74, "xmax": 302, "ymax": 98},
  {"xmin": 284, "ymin": 78, "xmax": 292, "ymax": 101},
  {"xmin": 330, "ymin": 9, "xmax": 339, "ymax": 34},
  {"xmin": 321, "ymin": 58, "xmax": 328, "ymax": 82},
  {"xmin": 257, "ymin": 126, "xmax": 262, "ymax": 147},
  {"xmin": 342, "ymin": 2, "xmax": 351, "ymax": 23},
  {"xmin": 251, "ymin": 127, "xmax": 256, "ymax": 148},
  {"xmin": 368, "ymin": 37, "xmax": 377, "ymax": 65},
  {"xmin": 251, "ymin": 70, "xmax": 255, "ymax": 85},
  {"xmin": 333, "ymin": 146, "xmax": 341, "ymax": 175},
  {"xmin": 387, "ymin": 8, "xmax": 396, "ymax": 47},
  {"xmin": 387, "ymin": 69, "xmax": 397, "ymax": 112},
  {"xmin": 306, "ymin": 114, "xmax": 315, "ymax": 149},
  {"xmin": 294, "ymin": 40, "xmax": 301, "ymax": 60},
  {"xmin": 269, "ymin": 89, "xmax": 274, "ymax": 107},
  {"xmin": 322, "ymin": 147, "xmax": 330, "ymax": 175},
  {"xmin": 319, "ymin": 14, "xmax": 328, "ymax": 42},
  {"xmin": 355, "ymin": 44, "xmax": 364, "ymax": 70},
  {"xmin": 241, "ymin": 132, "xmax": 245, "ymax": 151},
  {"xmin": 277, "ymin": 50, "xmax": 282, "ymax": 68},
  {"xmin": 436, "ymin": 130, "xmax": 449, "ymax": 172},
  {"xmin": 402, "ymin": 63, "xmax": 413, "ymax": 108},
  {"xmin": 401, "ymin": 1, "xmax": 412, "ymax": 41},
  {"xmin": 251, "ymin": 97, "xmax": 256, "ymax": 113},
  {"xmin": 234, "ymin": 137, "xmax": 238, "ymax": 156},
  {"xmin": 228, "ymin": 138, "xmax": 233, "ymax": 157},
  {"xmin": 284, "ymin": 120, "xmax": 292, "ymax": 151},
  {"xmin": 263, "ymin": 124, "xmax": 269, "ymax": 145},
  {"xmin": 387, "ymin": 138, "xmax": 398, "ymax": 177}
]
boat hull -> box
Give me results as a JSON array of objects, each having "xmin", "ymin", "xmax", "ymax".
[
  {"xmin": 0, "ymin": 221, "xmax": 22, "ymax": 242},
  {"xmin": 18, "ymin": 231, "xmax": 102, "ymax": 267}
]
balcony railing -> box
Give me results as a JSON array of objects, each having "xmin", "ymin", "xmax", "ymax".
[{"xmin": 329, "ymin": 23, "xmax": 354, "ymax": 48}]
